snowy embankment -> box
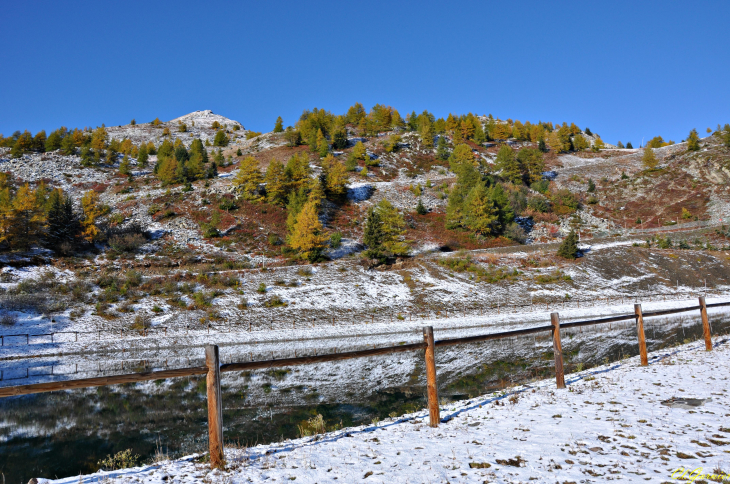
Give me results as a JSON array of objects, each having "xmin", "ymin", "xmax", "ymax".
[{"xmin": 40, "ymin": 337, "xmax": 730, "ymax": 484}]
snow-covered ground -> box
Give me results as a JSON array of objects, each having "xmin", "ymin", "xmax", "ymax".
[{"xmin": 38, "ymin": 336, "xmax": 730, "ymax": 484}]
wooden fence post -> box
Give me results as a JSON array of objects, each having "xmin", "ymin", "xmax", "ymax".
[
  {"xmin": 634, "ymin": 304, "xmax": 648, "ymax": 366},
  {"xmin": 550, "ymin": 313, "xmax": 566, "ymax": 389},
  {"xmin": 423, "ymin": 326, "xmax": 439, "ymax": 427},
  {"xmin": 205, "ymin": 345, "xmax": 224, "ymax": 468},
  {"xmin": 699, "ymin": 297, "xmax": 712, "ymax": 351}
]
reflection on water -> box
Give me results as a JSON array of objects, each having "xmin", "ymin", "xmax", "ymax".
[{"xmin": 0, "ymin": 313, "xmax": 727, "ymax": 483}]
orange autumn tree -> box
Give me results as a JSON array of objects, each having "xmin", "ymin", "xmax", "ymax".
[
  {"xmin": 81, "ymin": 190, "xmax": 104, "ymax": 242},
  {"xmin": 289, "ymin": 200, "xmax": 328, "ymax": 262}
]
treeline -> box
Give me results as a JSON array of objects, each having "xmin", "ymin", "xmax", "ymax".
[
  {"xmin": 154, "ymin": 138, "xmax": 219, "ymax": 186},
  {"xmin": 274, "ymin": 103, "xmax": 612, "ymax": 155},
  {"xmin": 0, "ymin": 174, "xmax": 106, "ymax": 253},
  {"xmin": 443, "ymin": 142, "xmax": 579, "ymax": 240},
  {"xmin": 230, "ymin": 152, "xmax": 349, "ymax": 261}
]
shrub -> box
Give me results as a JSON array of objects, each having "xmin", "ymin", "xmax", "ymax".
[
  {"xmin": 527, "ymin": 195, "xmax": 550, "ymax": 213},
  {"xmin": 218, "ymin": 197, "xmax": 237, "ymax": 211},
  {"xmin": 330, "ymin": 232, "xmax": 342, "ymax": 249},
  {"xmin": 268, "ymin": 233, "xmax": 282, "ymax": 246},
  {"xmin": 263, "ymin": 295, "xmax": 287, "ymax": 308},
  {"xmin": 108, "ymin": 233, "xmax": 147, "ymax": 252},
  {"xmin": 257, "ymin": 283, "xmax": 267, "ymax": 293},
  {"xmin": 0, "ymin": 313, "xmax": 18, "ymax": 327},
  {"xmin": 147, "ymin": 204, "xmax": 161, "ymax": 216},
  {"xmin": 298, "ymin": 414, "xmax": 326, "ymax": 437},
  {"xmin": 505, "ymin": 223, "xmax": 526, "ymax": 244},
  {"xmin": 97, "ymin": 449, "xmax": 139, "ymax": 471},
  {"xmin": 297, "ymin": 267, "xmax": 313, "ymax": 277},
  {"xmin": 530, "ymin": 179, "xmax": 550, "ymax": 194}
]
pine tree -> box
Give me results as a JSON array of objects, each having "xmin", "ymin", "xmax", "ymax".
[
  {"xmin": 416, "ymin": 198, "xmax": 427, "ymax": 215},
  {"xmin": 45, "ymin": 129, "xmax": 64, "ymax": 152},
  {"xmin": 547, "ymin": 131, "xmax": 564, "ymax": 153},
  {"xmin": 572, "ymin": 134, "xmax": 589, "ymax": 151},
  {"xmin": 557, "ymin": 229, "xmax": 579, "ymax": 259},
  {"xmin": 137, "ymin": 144, "xmax": 149, "ymax": 167},
  {"xmin": 189, "ymin": 138, "xmax": 208, "ymax": 163},
  {"xmin": 419, "ymin": 119, "xmax": 434, "ymax": 149},
  {"xmin": 10, "ymin": 131, "xmax": 33, "ymax": 158},
  {"xmin": 463, "ymin": 183, "xmax": 498, "ymax": 236},
  {"xmin": 46, "ymin": 189, "xmax": 80, "ymax": 250},
  {"xmin": 6, "ymin": 184, "xmax": 46, "ymax": 250},
  {"xmin": 331, "ymin": 129, "xmax": 348, "ymax": 150},
  {"xmin": 362, "ymin": 205, "xmax": 384, "ymax": 260},
  {"xmin": 436, "ymin": 136, "xmax": 450, "ymax": 160},
  {"xmin": 284, "ymin": 152, "xmax": 311, "ymax": 191},
  {"xmin": 495, "ymin": 145, "xmax": 521, "ymax": 184},
  {"xmin": 473, "ymin": 122, "xmax": 487, "ymax": 144},
  {"xmin": 289, "ymin": 200, "xmax": 328, "ymax": 262},
  {"xmin": 488, "ymin": 183, "xmax": 514, "ymax": 232},
  {"xmin": 616, "ymin": 141, "xmax": 625, "ymax": 149},
  {"xmin": 232, "ymin": 156, "xmax": 263, "ymax": 200},
  {"xmin": 316, "ymin": 129, "xmax": 329, "ymax": 158},
  {"xmin": 592, "ymin": 137, "xmax": 605, "ymax": 152},
  {"xmin": 206, "ymin": 160, "xmax": 218, "ymax": 179},
  {"xmin": 264, "ymin": 159, "xmax": 288, "ymax": 205},
  {"xmin": 642, "ymin": 147, "xmax": 658, "ymax": 169},
  {"xmin": 516, "ymin": 148, "xmax": 545, "ymax": 185},
  {"xmin": 587, "ymin": 178, "xmax": 596, "ymax": 192},
  {"xmin": 376, "ymin": 199, "xmax": 409, "ymax": 257},
  {"xmin": 687, "ymin": 128, "xmax": 700, "ymax": 151},
  {"xmin": 626, "ymin": 141, "xmax": 633, "ymax": 149},
  {"xmin": 321, "ymin": 155, "xmax": 348, "ymax": 200},
  {"xmin": 274, "ymin": 116, "xmax": 284, "ymax": 133},
  {"xmin": 286, "ymin": 187, "xmax": 308, "ymax": 234},
  {"xmin": 119, "ymin": 155, "xmax": 132, "ymax": 176},
  {"xmin": 352, "ymin": 141, "xmax": 367, "ymax": 161},
  {"xmin": 213, "ymin": 130, "xmax": 229, "ymax": 147},
  {"xmin": 59, "ymin": 135, "xmax": 75, "ymax": 156},
  {"xmin": 33, "ymin": 130, "xmax": 47, "ymax": 152},
  {"xmin": 157, "ymin": 158, "xmax": 179, "ymax": 185},
  {"xmin": 214, "ymin": 148, "xmax": 224, "ymax": 165}
]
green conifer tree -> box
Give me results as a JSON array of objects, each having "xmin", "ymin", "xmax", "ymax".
[
  {"xmin": 274, "ymin": 116, "xmax": 284, "ymax": 133},
  {"xmin": 213, "ymin": 130, "xmax": 229, "ymax": 147},
  {"xmin": 137, "ymin": 144, "xmax": 149, "ymax": 167},
  {"xmin": 557, "ymin": 229, "xmax": 579, "ymax": 259},
  {"xmin": 687, "ymin": 128, "xmax": 700, "ymax": 151},
  {"xmin": 436, "ymin": 136, "xmax": 450, "ymax": 160},
  {"xmin": 264, "ymin": 159, "xmax": 288, "ymax": 205},
  {"xmin": 495, "ymin": 145, "xmax": 521, "ymax": 184}
]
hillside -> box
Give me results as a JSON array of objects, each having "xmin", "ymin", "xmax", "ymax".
[{"xmin": 0, "ymin": 110, "xmax": 729, "ymax": 354}]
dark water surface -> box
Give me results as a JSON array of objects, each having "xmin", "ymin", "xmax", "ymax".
[{"xmin": 1, "ymin": 313, "xmax": 727, "ymax": 484}]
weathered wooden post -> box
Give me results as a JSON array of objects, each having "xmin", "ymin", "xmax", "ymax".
[
  {"xmin": 550, "ymin": 313, "xmax": 566, "ymax": 389},
  {"xmin": 634, "ymin": 304, "xmax": 648, "ymax": 366},
  {"xmin": 205, "ymin": 344, "xmax": 224, "ymax": 468},
  {"xmin": 699, "ymin": 297, "xmax": 712, "ymax": 351},
  {"xmin": 423, "ymin": 326, "xmax": 439, "ymax": 427}
]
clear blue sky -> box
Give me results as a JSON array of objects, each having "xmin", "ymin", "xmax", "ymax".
[{"xmin": 1, "ymin": 1, "xmax": 728, "ymax": 146}]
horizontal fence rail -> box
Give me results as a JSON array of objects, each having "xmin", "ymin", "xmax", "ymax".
[
  {"xmin": 0, "ymin": 297, "xmax": 728, "ymax": 469},
  {"xmin": 0, "ymin": 290, "xmax": 722, "ymax": 348}
]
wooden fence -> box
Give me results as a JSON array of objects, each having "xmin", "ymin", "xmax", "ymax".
[
  {"xmin": 0, "ymin": 289, "xmax": 720, "ymax": 347},
  {"xmin": 0, "ymin": 297, "xmax": 728, "ymax": 469}
]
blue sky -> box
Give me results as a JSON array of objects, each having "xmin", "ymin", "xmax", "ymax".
[{"xmin": 1, "ymin": 1, "xmax": 728, "ymax": 146}]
